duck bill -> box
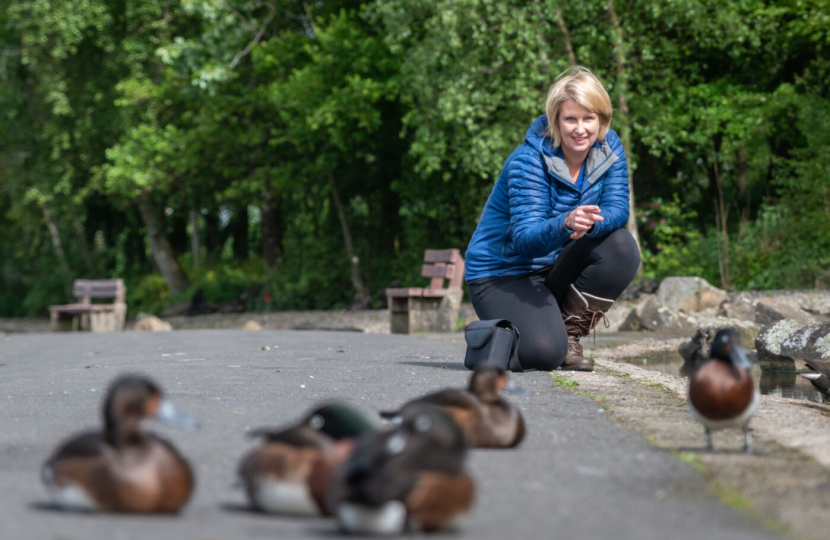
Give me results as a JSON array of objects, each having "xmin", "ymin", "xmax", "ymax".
[
  {"xmin": 156, "ymin": 399, "xmax": 200, "ymax": 431},
  {"xmin": 729, "ymin": 345, "xmax": 753, "ymax": 370}
]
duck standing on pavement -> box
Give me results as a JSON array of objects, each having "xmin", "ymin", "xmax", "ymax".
[
  {"xmin": 800, "ymin": 358, "xmax": 830, "ymax": 398},
  {"xmin": 42, "ymin": 374, "xmax": 197, "ymax": 513},
  {"xmin": 238, "ymin": 402, "xmax": 374, "ymax": 516},
  {"xmin": 379, "ymin": 362, "xmax": 525, "ymax": 448},
  {"xmin": 687, "ymin": 328, "xmax": 759, "ymax": 452},
  {"xmin": 329, "ymin": 405, "xmax": 475, "ymax": 535}
]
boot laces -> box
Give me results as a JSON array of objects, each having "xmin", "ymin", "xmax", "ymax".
[{"xmin": 567, "ymin": 309, "xmax": 610, "ymax": 344}]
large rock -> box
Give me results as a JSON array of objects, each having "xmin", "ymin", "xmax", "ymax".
[
  {"xmin": 755, "ymin": 320, "xmax": 830, "ymax": 370},
  {"xmin": 598, "ymin": 300, "xmax": 634, "ymax": 333},
  {"xmin": 618, "ymin": 294, "xmax": 697, "ymax": 333},
  {"xmin": 694, "ymin": 318, "xmax": 760, "ymax": 347},
  {"xmin": 133, "ymin": 313, "xmax": 173, "ymax": 332},
  {"xmin": 242, "ymin": 320, "xmax": 263, "ymax": 331},
  {"xmin": 755, "ymin": 297, "xmax": 818, "ymax": 327},
  {"xmin": 717, "ymin": 292, "xmax": 756, "ymax": 322},
  {"xmin": 657, "ymin": 277, "xmax": 727, "ymax": 313}
]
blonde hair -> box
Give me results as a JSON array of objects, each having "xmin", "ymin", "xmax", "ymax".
[{"xmin": 545, "ymin": 66, "xmax": 613, "ymax": 148}]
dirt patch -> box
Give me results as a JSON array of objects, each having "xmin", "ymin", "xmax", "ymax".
[{"xmin": 551, "ymin": 340, "xmax": 830, "ymax": 540}]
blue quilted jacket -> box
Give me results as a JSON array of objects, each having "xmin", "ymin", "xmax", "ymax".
[{"xmin": 465, "ymin": 114, "xmax": 630, "ymax": 281}]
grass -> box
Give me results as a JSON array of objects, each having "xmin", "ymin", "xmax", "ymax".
[{"xmin": 550, "ymin": 375, "xmax": 579, "ymax": 388}]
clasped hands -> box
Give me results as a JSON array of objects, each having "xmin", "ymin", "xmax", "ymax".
[{"xmin": 565, "ymin": 205, "xmax": 603, "ymax": 240}]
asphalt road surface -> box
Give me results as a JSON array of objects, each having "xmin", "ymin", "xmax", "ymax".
[{"xmin": 0, "ymin": 330, "xmax": 780, "ymax": 540}]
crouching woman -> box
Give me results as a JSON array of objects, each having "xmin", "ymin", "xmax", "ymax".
[{"xmin": 464, "ymin": 66, "xmax": 641, "ymax": 372}]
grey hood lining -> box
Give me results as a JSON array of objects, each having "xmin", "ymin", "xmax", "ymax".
[{"xmin": 544, "ymin": 140, "xmax": 618, "ymax": 186}]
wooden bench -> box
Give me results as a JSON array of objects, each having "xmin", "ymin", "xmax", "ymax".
[
  {"xmin": 386, "ymin": 249, "xmax": 465, "ymax": 334},
  {"xmin": 49, "ymin": 279, "xmax": 127, "ymax": 333}
]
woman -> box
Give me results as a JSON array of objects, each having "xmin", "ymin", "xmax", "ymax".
[{"xmin": 465, "ymin": 66, "xmax": 640, "ymax": 372}]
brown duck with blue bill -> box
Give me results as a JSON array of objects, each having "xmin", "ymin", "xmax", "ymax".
[
  {"xmin": 800, "ymin": 358, "xmax": 830, "ymax": 398},
  {"xmin": 328, "ymin": 405, "xmax": 475, "ymax": 535},
  {"xmin": 42, "ymin": 375, "xmax": 196, "ymax": 513},
  {"xmin": 379, "ymin": 362, "xmax": 525, "ymax": 449},
  {"xmin": 687, "ymin": 328, "xmax": 759, "ymax": 452},
  {"xmin": 238, "ymin": 402, "xmax": 374, "ymax": 516}
]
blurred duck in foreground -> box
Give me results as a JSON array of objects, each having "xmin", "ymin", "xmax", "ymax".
[
  {"xmin": 329, "ymin": 405, "xmax": 474, "ymax": 535},
  {"xmin": 238, "ymin": 402, "xmax": 373, "ymax": 516},
  {"xmin": 42, "ymin": 374, "xmax": 197, "ymax": 513},
  {"xmin": 379, "ymin": 362, "xmax": 525, "ymax": 449},
  {"xmin": 687, "ymin": 328, "xmax": 759, "ymax": 453},
  {"xmin": 800, "ymin": 359, "xmax": 830, "ymax": 398}
]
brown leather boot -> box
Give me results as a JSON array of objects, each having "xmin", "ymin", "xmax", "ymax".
[{"xmin": 560, "ymin": 285, "xmax": 613, "ymax": 371}]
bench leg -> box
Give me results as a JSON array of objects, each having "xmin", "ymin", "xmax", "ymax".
[
  {"xmin": 389, "ymin": 297, "xmax": 410, "ymax": 334},
  {"xmin": 408, "ymin": 288, "xmax": 464, "ymax": 333}
]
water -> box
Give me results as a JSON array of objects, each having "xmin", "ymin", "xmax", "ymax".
[{"xmin": 614, "ymin": 348, "xmax": 828, "ymax": 404}]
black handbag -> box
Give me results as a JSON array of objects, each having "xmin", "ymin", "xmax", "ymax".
[{"xmin": 463, "ymin": 319, "xmax": 523, "ymax": 372}]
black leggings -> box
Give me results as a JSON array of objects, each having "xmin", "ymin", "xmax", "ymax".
[{"xmin": 467, "ymin": 229, "xmax": 640, "ymax": 371}]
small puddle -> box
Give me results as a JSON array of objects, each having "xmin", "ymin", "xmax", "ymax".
[{"xmin": 615, "ymin": 349, "xmax": 828, "ymax": 404}]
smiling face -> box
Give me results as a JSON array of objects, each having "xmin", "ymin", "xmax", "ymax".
[{"xmin": 557, "ymin": 98, "xmax": 599, "ymax": 158}]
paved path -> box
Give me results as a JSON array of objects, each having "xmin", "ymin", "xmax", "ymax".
[{"xmin": 0, "ymin": 330, "xmax": 779, "ymax": 540}]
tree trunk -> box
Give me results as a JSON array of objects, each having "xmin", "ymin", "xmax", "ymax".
[
  {"xmin": 189, "ymin": 207, "xmax": 201, "ymax": 269},
  {"xmin": 71, "ymin": 216, "xmax": 95, "ymax": 273},
  {"xmin": 42, "ymin": 204, "xmax": 71, "ymax": 290},
  {"xmin": 607, "ymin": 0, "xmax": 642, "ymax": 265},
  {"xmin": 138, "ymin": 193, "xmax": 191, "ymax": 295},
  {"xmin": 232, "ymin": 204, "xmax": 249, "ymax": 261},
  {"xmin": 204, "ymin": 207, "xmax": 220, "ymax": 260},
  {"xmin": 554, "ymin": 5, "xmax": 577, "ymax": 66},
  {"xmin": 260, "ymin": 193, "xmax": 283, "ymax": 268},
  {"xmin": 326, "ymin": 169, "xmax": 371, "ymax": 309}
]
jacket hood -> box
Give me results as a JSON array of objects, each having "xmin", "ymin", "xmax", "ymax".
[{"xmin": 525, "ymin": 115, "xmax": 552, "ymax": 155}]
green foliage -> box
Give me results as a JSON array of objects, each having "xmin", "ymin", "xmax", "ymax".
[
  {"xmin": 3, "ymin": 0, "xmax": 830, "ymax": 317},
  {"xmin": 127, "ymin": 274, "xmax": 172, "ymax": 315},
  {"xmin": 638, "ymin": 195, "xmax": 712, "ymax": 281}
]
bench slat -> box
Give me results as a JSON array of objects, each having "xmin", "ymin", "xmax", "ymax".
[
  {"xmin": 421, "ymin": 288, "xmax": 448, "ymax": 297},
  {"xmin": 420, "ymin": 263, "xmax": 458, "ymax": 280},
  {"xmin": 423, "ymin": 249, "xmax": 462, "ymax": 264},
  {"xmin": 50, "ymin": 303, "xmax": 120, "ymax": 313},
  {"xmin": 73, "ymin": 279, "xmax": 125, "ymax": 300},
  {"xmin": 386, "ymin": 288, "xmax": 425, "ymax": 298}
]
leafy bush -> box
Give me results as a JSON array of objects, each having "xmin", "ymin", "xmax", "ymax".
[{"xmin": 638, "ymin": 195, "xmax": 717, "ymax": 282}]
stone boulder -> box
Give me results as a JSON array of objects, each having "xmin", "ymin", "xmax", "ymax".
[
  {"xmin": 717, "ymin": 292, "xmax": 756, "ymax": 322},
  {"xmin": 678, "ymin": 328, "xmax": 714, "ymax": 362},
  {"xmin": 694, "ymin": 318, "xmax": 760, "ymax": 347},
  {"xmin": 598, "ymin": 300, "xmax": 634, "ymax": 333},
  {"xmin": 755, "ymin": 320, "xmax": 830, "ymax": 370},
  {"xmin": 242, "ymin": 320, "xmax": 263, "ymax": 331},
  {"xmin": 133, "ymin": 313, "xmax": 173, "ymax": 332},
  {"xmin": 617, "ymin": 294, "xmax": 697, "ymax": 333},
  {"xmin": 657, "ymin": 277, "xmax": 728, "ymax": 313},
  {"xmin": 754, "ymin": 297, "xmax": 818, "ymax": 327}
]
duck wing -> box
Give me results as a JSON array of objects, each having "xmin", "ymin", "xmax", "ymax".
[
  {"xmin": 379, "ymin": 390, "xmax": 478, "ymax": 419},
  {"xmin": 45, "ymin": 432, "xmax": 107, "ymax": 465}
]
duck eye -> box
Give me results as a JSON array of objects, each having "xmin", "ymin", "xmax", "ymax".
[
  {"xmin": 414, "ymin": 415, "xmax": 432, "ymax": 432},
  {"xmin": 721, "ymin": 335, "xmax": 729, "ymax": 343},
  {"xmin": 309, "ymin": 414, "xmax": 324, "ymax": 429}
]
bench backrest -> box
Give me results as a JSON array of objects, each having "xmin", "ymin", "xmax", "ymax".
[
  {"xmin": 74, "ymin": 279, "xmax": 126, "ymax": 304},
  {"xmin": 420, "ymin": 249, "xmax": 465, "ymax": 290}
]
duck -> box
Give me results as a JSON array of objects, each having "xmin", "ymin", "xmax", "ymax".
[
  {"xmin": 42, "ymin": 374, "xmax": 196, "ymax": 513},
  {"xmin": 687, "ymin": 328, "xmax": 759, "ymax": 452},
  {"xmin": 800, "ymin": 358, "xmax": 830, "ymax": 398},
  {"xmin": 329, "ymin": 404, "xmax": 475, "ymax": 535},
  {"xmin": 379, "ymin": 362, "xmax": 525, "ymax": 448},
  {"xmin": 238, "ymin": 402, "xmax": 374, "ymax": 516}
]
